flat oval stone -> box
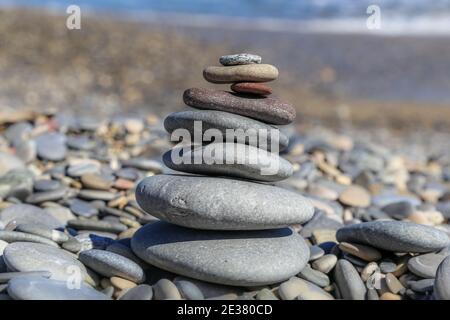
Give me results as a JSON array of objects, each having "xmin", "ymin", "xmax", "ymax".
[
  {"xmin": 3, "ymin": 242, "xmax": 89, "ymax": 282},
  {"xmin": 408, "ymin": 253, "xmax": 446, "ymax": 278},
  {"xmin": 174, "ymin": 278, "xmax": 205, "ymax": 300},
  {"xmin": 183, "ymin": 88, "xmax": 295, "ymax": 125},
  {"xmin": 79, "ymin": 249, "xmax": 145, "ymax": 283},
  {"xmin": 219, "ymin": 53, "xmax": 261, "ymax": 66},
  {"xmin": 339, "ymin": 185, "xmax": 371, "ymax": 207},
  {"xmin": 203, "ymin": 64, "xmax": 278, "ymax": 83},
  {"xmin": 0, "ymin": 169, "xmax": 33, "ymax": 200},
  {"xmin": 78, "ymin": 190, "xmax": 117, "ymax": 201},
  {"xmin": 339, "ymin": 242, "xmax": 382, "ymax": 262},
  {"xmin": 35, "ymin": 133, "xmax": 67, "ymax": 161},
  {"xmin": 0, "ymin": 271, "xmax": 52, "ymax": 284},
  {"xmin": 34, "ymin": 179, "xmax": 61, "ymax": 192},
  {"xmin": 8, "ymin": 276, "xmax": 110, "ymax": 300},
  {"xmin": 298, "ymin": 264, "xmax": 330, "ymax": 287},
  {"xmin": 67, "ymin": 219, "xmax": 127, "ymax": 234},
  {"xmin": 153, "ymin": 279, "xmax": 182, "ymax": 300},
  {"xmin": 135, "ymin": 175, "xmax": 314, "ymax": 230},
  {"xmin": 333, "ymin": 259, "xmax": 367, "ymax": 300},
  {"xmin": 163, "ymin": 143, "xmax": 293, "ymax": 182},
  {"xmin": 26, "ymin": 188, "xmax": 67, "ymax": 204},
  {"xmin": 0, "ymin": 204, "xmax": 62, "ymax": 229},
  {"xmin": 0, "ymin": 152, "xmax": 25, "ymax": 176},
  {"xmin": 0, "ymin": 230, "xmax": 59, "ymax": 247},
  {"xmin": 163, "ymin": 110, "xmax": 289, "ymax": 151},
  {"xmin": 70, "ymin": 199, "xmax": 99, "ymax": 217},
  {"xmin": 336, "ymin": 221, "xmax": 450, "ymax": 253},
  {"xmin": 131, "ymin": 221, "xmax": 310, "ymax": 286},
  {"xmin": 278, "ymin": 277, "xmax": 334, "ymax": 300},
  {"xmin": 15, "ymin": 223, "xmax": 69, "ymax": 243},
  {"xmin": 231, "ymin": 82, "xmax": 272, "ymax": 96},
  {"xmin": 434, "ymin": 255, "xmax": 450, "ymax": 299},
  {"xmin": 119, "ymin": 284, "xmax": 153, "ymax": 300}
]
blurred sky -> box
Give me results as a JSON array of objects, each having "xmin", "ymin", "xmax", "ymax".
[{"xmin": 2, "ymin": 0, "xmax": 450, "ymax": 35}]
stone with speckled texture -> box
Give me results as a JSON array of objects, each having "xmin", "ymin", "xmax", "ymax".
[
  {"xmin": 204, "ymin": 64, "xmax": 277, "ymax": 84},
  {"xmin": 135, "ymin": 174, "xmax": 314, "ymax": 230},
  {"xmin": 183, "ymin": 88, "xmax": 295, "ymax": 125},
  {"xmin": 131, "ymin": 221, "xmax": 309, "ymax": 286},
  {"xmin": 219, "ymin": 53, "xmax": 261, "ymax": 66},
  {"xmin": 231, "ymin": 82, "xmax": 272, "ymax": 95},
  {"xmin": 434, "ymin": 255, "xmax": 450, "ymax": 300}
]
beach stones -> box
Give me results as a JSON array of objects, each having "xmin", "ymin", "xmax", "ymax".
[
  {"xmin": 434, "ymin": 256, "xmax": 450, "ymax": 300},
  {"xmin": 0, "ymin": 152, "xmax": 24, "ymax": 176},
  {"xmin": 333, "ymin": 259, "xmax": 367, "ymax": 300},
  {"xmin": 163, "ymin": 143, "xmax": 293, "ymax": 182},
  {"xmin": 0, "ymin": 204, "xmax": 62, "ymax": 229},
  {"xmin": 219, "ymin": 53, "xmax": 261, "ymax": 66},
  {"xmin": 183, "ymin": 88, "xmax": 295, "ymax": 125},
  {"xmin": 408, "ymin": 253, "xmax": 446, "ymax": 278},
  {"xmin": 136, "ymin": 175, "xmax": 313, "ymax": 230},
  {"xmin": 8, "ymin": 276, "xmax": 110, "ymax": 300},
  {"xmin": 336, "ymin": 221, "xmax": 450, "ymax": 253},
  {"xmin": 278, "ymin": 277, "xmax": 334, "ymax": 300},
  {"xmin": 231, "ymin": 82, "xmax": 272, "ymax": 96},
  {"xmin": 203, "ymin": 64, "xmax": 278, "ymax": 84},
  {"xmin": 79, "ymin": 249, "xmax": 145, "ymax": 283},
  {"xmin": 131, "ymin": 221, "xmax": 309, "ymax": 286},
  {"xmin": 163, "ymin": 110, "xmax": 288, "ymax": 150},
  {"xmin": 3, "ymin": 242, "xmax": 89, "ymax": 282},
  {"xmin": 35, "ymin": 133, "xmax": 67, "ymax": 161}
]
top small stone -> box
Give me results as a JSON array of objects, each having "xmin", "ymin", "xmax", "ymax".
[{"xmin": 219, "ymin": 53, "xmax": 262, "ymax": 66}]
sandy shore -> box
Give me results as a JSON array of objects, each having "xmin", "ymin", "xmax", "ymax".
[{"xmin": 1, "ymin": 8, "xmax": 450, "ymax": 133}]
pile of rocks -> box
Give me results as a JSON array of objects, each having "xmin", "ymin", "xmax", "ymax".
[
  {"xmin": 131, "ymin": 53, "xmax": 316, "ymax": 287},
  {"xmin": 0, "ymin": 54, "xmax": 449, "ymax": 300}
]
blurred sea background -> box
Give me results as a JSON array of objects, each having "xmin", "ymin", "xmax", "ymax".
[{"xmin": 1, "ymin": 0, "xmax": 450, "ymax": 132}]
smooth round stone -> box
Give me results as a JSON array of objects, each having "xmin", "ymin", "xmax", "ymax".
[
  {"xmin": 163, "ymin": 110, "xmax": 289, "ymax": 151},
  {"xmin": 174, "ymin": 278, "xmax": 205, "ymax": 300},
  {"xmin": 79, "ymin": 249, "xmax": 145, "ymax": 283},
  {"xmin": 8, "ymin": 276, "xmax": 110, "ymax": 300},
  {"xmin": 67, "ymin": 163, "xmax": 99, "ymax": 178},
  {"xmin": 66, "ymin": 135, "xmax": 96, "ymax": 151},
  {"xmin": 0, "ymin": 152, "xmax": 25, "ymax": 176},
  {"xmin": 333, "ymin": 259, "xmax": 367, "ymax": 300},
  {"xmin": 80, "ymin": 174, "xmax": 112, "ymax": 190},
  {"xmin": 278, "ymin": 277, "xmax": 334, "ymax": 300},
  {"xmin": 0, "ymin": 230, "xmax": 59, "ymax": 247},
  {"xmin": 0, "ymin": 169, "xmax": 33, "ymax": 200},
  {"xmin": 183, "ymin": 88, "xmax": 295, "ymax": 125},
  {"xmin": 372, "ymin": 194, "xmax": 421, "ymax": 208},
  {"xmin": 35, "ymin": 133, "xmax": 67, "ymax": 161},
  {"xmin": 78, "ymin": 190, "xmax": 117, "ymax": 201},
  {"xmin": 115, "ymin": 168, "xmax": 140, "ymax": 181},
  {"xmin": 154, "ymin": 279, "xmax": 182, "ymax": 300},
  {"xmin": 15, "ymin": 223, "xmax": 69, "ymax": 243},
  {"xmin": 163, "ymin": 143, "xmax": 293, "ymax": 182},
  {"xmin": 135, "ymin": 175, "xmax": 314, "ymax": 230},
  {"xmin": 173, "ymin": 276, "xmax": 244, "ymax": 299},
  {"xmin": 219, "ymin": 53, "xmax": 261, "ymax": 66},
  {"xmin": 339, "ymin": 242, "xmax": 382, "ymax": 262},
  {"xmin": 34, "ymin": 179, "xmax": 61, "ymax": 192},
  {"xmin": 309, "ymin": 245, "xmax": 325, "ymax": 261},
  {"xmin": 26, "ymin": 188, "xmax": 67, "ymax": 204},
  {"xmin": 379, "ymin": 261, "xmax": 397, "ymax": 273},
  {"xmin": 131, "ymin": 221, "xmax": 310, "ymax": 286},
  {"xmin": 15, "ymin": 140, "xmax": 37, "ymax": 163},
  {"xmin": 67, "ymin": 219, "xmax": 127, "ymax": 234},
  {"xmin": 110, "ymin": 276, "xmax": 137, "ymax": 290},
  {"xmin": 385, "ymin": 273, "xmax": 405, "ymax": 294},
  {"xmin": 311, "ymin": 254, "xmax": 337, "ymax": 274},
  {"xmin": 231, "ymin": 82, "xmax": 272, "ymax": 96},
  {"xmin": 0, "ymin": 204, "xmax": 62, "ymax": 229},
  {"xmin": 4, "ymin": 122, "xmax": 32, "ymax": 145},
  {"xmin": 106, "ymin": 242, "xmax": 143, "ymax": 266},
  {"xmin": 3, "ymin": 242, "xmax": 88, "ymax": 282},
  {"xmin": 381, "ymin": 201, "xmax": 414, "ymax": 220},
  {"xmin": 408, "ymin": 253, "xmax": 446, "ymax": 278},
  {"xmin": 118, "ymin": 284, "xmax": 153, "ymax": 300},
  {"xmin": 298, "ymin": 264, "xmax": 330, "ymax": 287},
  {"xmin": 336, "ymin": 221, "xmax": 450, "ymax": 253},
  {"xmin": 70, "ymin": 199, "xmax": 99, "ymax": 217},
  {"xmin": 434, "ymin": 255, "xmax": 450, "ymax": 299},
  {"xmin": 203, "ymin": 64, "xmax": 278, "ymax": 83},
  {"xmin": 44, "ymin": 205, "xmax": 76, "ymax": 226},
  {"xmin": 121, "ymin": 158, "xmax": 163, "ymax": 172},
  {"xmin": 339, "ymin": 185, "xmax": 371, "ymax": 208}
]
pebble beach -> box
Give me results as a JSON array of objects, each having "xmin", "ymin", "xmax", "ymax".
[{"xmin": 0, "ymin": 8, "xmax": 450, "ymax": 302}]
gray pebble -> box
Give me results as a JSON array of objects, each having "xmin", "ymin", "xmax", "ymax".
[
  {"xmin": 136, "ymin": 175, "xmax": 314, "ymax": 230},
  {"xmin": 119, "ymin": 284, "xmax": 153, "ymax": 300},
  {"xmin": 34, "ymin": 179, "xmax": 61, "ymax": 192},
  {"xmin": 408, "ymin": 253, "xmax": 446, "ymax": 278},
  {"xmin": 0, "ymin": 230, "xmax": 59, "ymax": 247},
  {"xmin": 174, "ymin": 278, "xmax": 205, "ymax": 300},
  {"xmin": 35, "ymin": 133, "xmax": 67, "ymax": 161},
  {"xmin": 333, "ymin": 259, "xmax": 367, "ymax": 300},
  {"xmin": 434, "ymin": 255, "xmax": 450, "ymax": 299},
  {"xmin": 219, "ymin": 53, "xmax": 262, "ymax": 66},
  {"xmin": 0, "ymin": 204, "xmax": 62, "ymax": 229},
  {"xmin": 67, "ymin": 219, "xmax": 127, "ymax": 234},
  {"xmin": 153, "ymin": 279, "xmax": 182, "ymax": 300},
  {"xmin": 70, "ymin": 199, "xmax": 99, "ymax": 218},
  {"xmin": 79, "ymin": 249, "xmax": 145, "ymax": 283}
]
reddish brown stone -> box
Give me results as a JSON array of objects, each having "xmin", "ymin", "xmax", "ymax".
[
  {"xmin": 183, "ymin": 88, "xmax": 295, "ymax": 125},
  {"xmin": 231, "ymin": 82, "xmax": 272, "ymax": 96}
]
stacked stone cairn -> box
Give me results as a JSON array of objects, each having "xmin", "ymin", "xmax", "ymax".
[{"xmin": 131, "ymin": 53, "xmax": 317, "ymax": 288}]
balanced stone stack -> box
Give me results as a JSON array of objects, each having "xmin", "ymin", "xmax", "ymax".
[{"xmin": 131, "ymin": 53, "xmax": 316, "ymax": 287}]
